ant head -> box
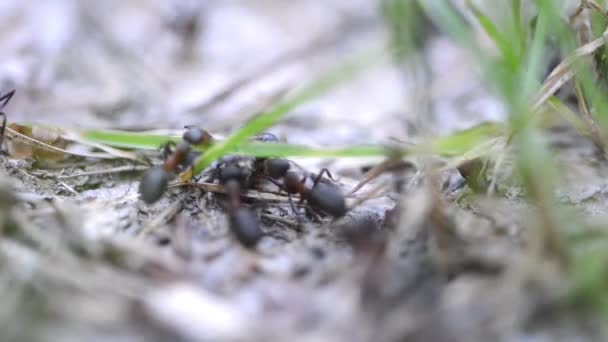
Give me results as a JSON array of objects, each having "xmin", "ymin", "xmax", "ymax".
[
  {"xmin": 183, "ymin": 127, "xmax": 213, "ymax": 146},
  {"xmin": 252, "ymin": 132, "xmax": 279, "ymax": 143},
  {"xmin": 264, "ymin": 158, "xmax": 290, "ymax": 179}
]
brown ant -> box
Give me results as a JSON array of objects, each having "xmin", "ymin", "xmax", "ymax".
[
  {"xmin": 139, "ymin": 127, "xmax": 213, "ymax": 204},
  {"xmin": 262, "ymin": 166, "xmax": 347, "ymax": 220},
  {"xmin": 248, "ymin": 132, "xmax": 347, "ymax": 219},
  {"xmin": 283, "ymin": 169, "xmax": 347, "ymax": 219},
  {"xmin": 0, "ymin": 89, "xmax": 16, "ymax": 151}
]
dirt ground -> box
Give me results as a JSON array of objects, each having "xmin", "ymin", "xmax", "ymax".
[{"xmin": 0, "ymin": 1, "xmax": 607, "ymax": 342}]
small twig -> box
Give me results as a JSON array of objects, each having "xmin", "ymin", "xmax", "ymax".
[
  {"xmin": 58, "ymin": 180, "xmax": 79, "ymax": 196},
  {"xmin": 487, "ymin": 150, "xmax": 506, "ymax": 197},
  {"xmin": 573, "ymin": 80, "xmax": 606, "ymax": 150},
  {"xmin": 177, "ymin": 182, "xmax": 292, "ymax": 203},
  {"xmin": 349, "ymin": 158, "xmax": 413, "ymax": 195},
  {"xmin": 260, "ymin": 214, "xmax": 299, "ymax": 228},
  {"xmin": 579, "ymin": 0, "xmax": 608, "ymax": 20},
  {"xmin": 57, "ymin": 165, "xmax": 149, "ymax": 179},
  {"xmin": 348, "ymin": 180, "xmax": 389, "ymax": 211},
  {"xmin": 531, "ymin": 28, "xmax": 608, "ymax": 112},
  {"xmin": 139, "ymin": 202, "xmax": 182, "ymax": 238}
]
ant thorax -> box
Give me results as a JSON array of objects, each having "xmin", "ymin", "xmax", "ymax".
[{"xmin": 213, "ymin": 155, "xmax": 255, "ymax": 185}]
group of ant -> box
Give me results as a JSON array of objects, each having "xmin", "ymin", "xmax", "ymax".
[
  {"xmin": 0, "ymin": 88, "xmax": 347, "ymax": 250},
  {"xmin": 139, "ymin": 127, "xmax": 348, "ymax": 250}
]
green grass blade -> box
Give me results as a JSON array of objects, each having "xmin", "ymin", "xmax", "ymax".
[
  {"xmin": 81, "ymin": 129, "xmax": 180, "ymax": 150},
  {"xmin": 430, "ymin": 122, "xmax": 504, "ymax": 156},
  {"xmin": 418, "ymin": 0, "xmax": 474, "ymax": 48},
  {"xmin": 226, "ymin": 142, "xmax": 397, "ymax": 158},
  {"xmin": 466, "ymin": 2, "xmax": 518, "ymax": 67},
  {"xmin": 76, "ymin": 122, "xmax": 502, "ymax": 162}
]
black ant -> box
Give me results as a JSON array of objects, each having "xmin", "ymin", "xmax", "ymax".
[
  {"xmin": 0, "ymin": 89, "xmax": 16, "ymax": 151},
  {"xmin": 139, "ymin": 127, "xmax": 213, "ymax": 204},
  {"xmin": 212, "ymin": 156, "xmax": 262, "ymax": 248}
]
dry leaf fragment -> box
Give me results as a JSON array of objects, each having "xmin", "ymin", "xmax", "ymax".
[{"xmin": 7, "ymin": 123, "xmax": 67, "ymax": 160}]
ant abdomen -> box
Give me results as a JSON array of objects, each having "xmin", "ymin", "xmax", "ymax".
[
  {"xmin": 139, "ymin": 166, "xmax": 170, "ymax": 204},
  {"xmin": 229, "ymin": 207, "xmax": 262, "ymax": 248},
  {"xmin": 308, "ymin": 182, "xmax": 347, "ymax": 218}
]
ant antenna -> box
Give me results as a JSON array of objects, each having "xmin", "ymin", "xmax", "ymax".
[
  {"xmin": 0, "ymin": 89, "xmax": 15, "ymax": 151},
  {"xmin": 0, "ymin": 112, "xmax": 6, "ymax": 151},
  {"xmin": 262, "ymin": 175, "xmax": 285, "ymax": 191},
  {"xmin": 0, "ymin": 89, "xmax": 15, "ymax": 109},
  {"xmin": 312, "ymin": 168, "xmax": 335, "ymax": 187}
]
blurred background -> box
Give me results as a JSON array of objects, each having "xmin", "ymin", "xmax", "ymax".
[{"xmin": 0, "ymin": 0, "xmax": 506, "ymax": 146}]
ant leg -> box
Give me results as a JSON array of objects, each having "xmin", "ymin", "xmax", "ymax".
[
  {"xmin": 159, "ymin": 141, "xmax": 176, "ymax": 159},
  {"xmin": 287, "ymin": 193, "xmax": 298, "ymax": 215},
  {"xmin": 261, "ymin": 176, "xmax": 305, "ymax": 223},
  {"xmin": 312, "ymin": 168, "xmax": 335, "ymax": 187},
  {"xmin": 0, "ymin": 89, "xmax": 15, "ymax": 109},
  {"xmin": 305, "ymin": 205, "xmax": 323, "ymax": 222},
  {"xmin": 262, "ymin": 175, "xmax": 288, "ymax": 193},
  {"xmin": 0, "ymin": 111, "xmax": 6, "ymax": 151},
  {"xmin": 296, "ymin": 175, "xmax": 308, "ymax": 205},
  {"xmin": 0, "ymin": 89, "xmax": 13, "ymax": 152},
  {"xmin": 287, "ymin": 193, "xmax": 306, "ymax": 224}
]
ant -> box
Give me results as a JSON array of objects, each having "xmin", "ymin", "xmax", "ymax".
[
  {"xmin": 212, "ymin": 158, "xmax": 262, "ymax": 249},
  {"xmin": 282, "ymin": 169, "xmax": 347, "ymax": 219},
  {"xmin": 248, "ymin": 132, "xmax": 347, "ymax": 220},
  {"xmin": 260, "ymin": 165, "xmax": 347, "ymax": 220},
  {"xmin": 0, "ymin": 89, "xmax": 16, "ymax": 151},
  {"xmin": 139, "ymin": 127, "xmax": 213, "ymax": 204}
]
